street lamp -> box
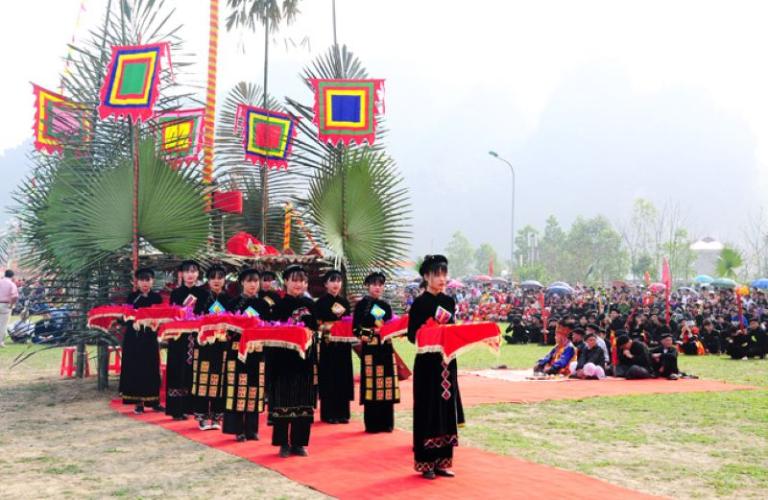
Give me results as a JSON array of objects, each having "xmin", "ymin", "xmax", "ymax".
[{"xmin": 488, "ymin": 151, "xmax": 516, "ymax": 278}]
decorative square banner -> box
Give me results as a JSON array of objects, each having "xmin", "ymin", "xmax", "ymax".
[
  {"xmin": 155, "ymin": 108, "xmax": 204, "ymax": 166},
  {"xmin": 98, "ymin": 43, "xmax": 171, "ymax": 122},
  {"xmin": 32, "ymin": 84, "xmax": 90, "ymax": 154},
  {"xmin": 235, "ymin": 104, "xmax": 297, "ymax": 169},
  {"xmin": 311, "ymin": 79, "xmax": 384, "ymax": 146}
]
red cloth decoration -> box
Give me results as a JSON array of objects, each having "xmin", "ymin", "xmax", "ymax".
[
  {"xmin": 198, "ymin": 314, "xmax": 262, "ymax": 344},
  {"xmin": 379, "ymin": 315, "xmax": 410, "ymax": 341},
  {"xmin": 238, "ymin": 326, "xmax": 313, "ymax": 361},
  {"xmin": 87, "ymin": 304, "xmax": 133, "ymax": 333},
  {"xmin": 328, "ymin": 318, "xmax": 357, "ymax": 343},
  {"xmin": 157, "ymin": 318, "xmax": 203, "ymax": 342},
  {"xmin": 416, "ymin": 320, "xmax": 500, "ymax": 362},
  {"xmin": 213, "ymin": 190, "xmax": 243, "ymax": 214},
  {"xmin": 131, "ymin": 305, "xmax": 184, "ymax": 331},
  {"xmin": 226, "ymin": 231, "xmax": 280, "ymax": 257}
]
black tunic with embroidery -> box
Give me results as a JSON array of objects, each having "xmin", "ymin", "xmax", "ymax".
[
  {"xmin": 268, "ymin": 294, "xmax": 318, "ymax": 420},
  {"xmin": 119, "ymin": 291, "xmax": 163, "ymax": 404},
  {"xmin": 190, "ymin": 288, "xmax": 231, "ymax": 415},
  {"xmin": 259, "ymin": 289, "xmax": 282, "ymax": 318},
  {"xmin": 166, "ymin": 285, "xmax": 208, "ymax": 417},
  {"xmin": 408, "ymin": 291, "xmax": 465, "ymax": 472},
  {"xmin": 354, "ymin": 296, "xmax": 399, "ymax": 404},
  {"xmin": 222, "ymin": 294, "xmax": 271, "ymax": 436},
  {"xmin": 316, "ymin": 293, "xmax": 354, "ymax": 421}
]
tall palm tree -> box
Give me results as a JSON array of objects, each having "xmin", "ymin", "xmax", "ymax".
[{"xmin": 225, "ymin": 0, "xmax": 302, "ymax": 241}]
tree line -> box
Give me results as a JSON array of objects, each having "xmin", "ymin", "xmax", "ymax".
[{"xmin": 443, "ymin": 198, "xmax": 766, "ymax": 284}]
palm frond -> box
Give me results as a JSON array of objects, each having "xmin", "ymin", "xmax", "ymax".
[
  {"xmin": 225, "ymin": 0, "xmax": 301, "ymax": 32},
  {"xmin": 287, "ymin": 45, "xmax": 411, "ymax": 294}
]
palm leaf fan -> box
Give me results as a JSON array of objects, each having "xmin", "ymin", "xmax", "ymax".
[
  {"xmin": 39, "ymin": 139, "xmax": 208, "ymax": 273},
  {"xmin": 308, "ymin": 148, "xmax": 410, "ymax": 292}
]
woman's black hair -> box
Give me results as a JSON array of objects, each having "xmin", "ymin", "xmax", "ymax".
[
  {"xmin": 364, "ymin": 271, "xmax": 386, "ymax": 286},
  {"xmin": 206, "ymin": 263, "xmax": 227, "ymax": 279},
  {"xmin": 135, "ymin": 267, "xmax": 155, "ymax": 280},
  {"xmin": 238, "ymin": 268, "xmax": 260, "ymax": 283},
  {"xmin": 419, "ymin": 254, "xmax": 448, "ymax": 277},
  {"xmin": 179, "ymin": 260, "xmax": 200, "ymax": 273},
  {"xmin": 282, "ymin": 265, "xmax": 308, "ymax": 282},
  {"xmin": 322, "ymin": 269, "xmax": 343, "ymax": 283},
  {"xmin": 261, "ymin": 271, "xmax": 277, "ymax": 281}
]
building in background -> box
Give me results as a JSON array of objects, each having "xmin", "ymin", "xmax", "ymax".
[{"xmin": 690, "ymin": 237, "xmax": 724, "ymax": 276}]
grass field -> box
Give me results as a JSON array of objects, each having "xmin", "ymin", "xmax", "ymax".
[{"xmin": 1, "ymin": 335, "xmax": 766, "ymax": 499}]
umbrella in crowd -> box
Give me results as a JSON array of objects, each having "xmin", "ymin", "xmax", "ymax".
[
  {"xmin": 649, "ymin": 282, "xmax": 666, "ymax": 293},
  {"xmin": 546, "ymin": 285, "xmax": 573, "ymax": 296},
  {"xmin": 693, "ymin": 274, "xmax": 714, "ymax": 285},
  {"xmin": 549, "ymin": 281, "xmax": 571, "ymax": 288},
  {"xmin": 677, "ymin": 286, "xmax": 699, "ymax": 295},
  {"xmin": 520, "ymin": 280, "xmax": 543, "ymax": 289},
  {"xmin": 446, "ymin": 279, "xmax": 465, "ymax": 289},
  {"xmin": 711, "ymin": 277, "xmax": 737, "ymax": 289},
  {"xmin": 750, "ymin": 278, "xmax": 768, "ymax": 289},
  {"xmin": 472, "ymin": 275, "xmax": 493, "ymax": 282}
]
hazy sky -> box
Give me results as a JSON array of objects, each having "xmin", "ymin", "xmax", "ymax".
[{"xmin": 2, "ymin": 0, "xmax": 767, "ymax": 260}]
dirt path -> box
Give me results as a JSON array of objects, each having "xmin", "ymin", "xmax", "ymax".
[{"xmin": 0, "ymin": 364, "xmax": 327, "ymax": 499}]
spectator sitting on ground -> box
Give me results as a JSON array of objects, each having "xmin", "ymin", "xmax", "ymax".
[
  {"xmin": 700, "ymin": 319, "xmax": 721, "ymax": 354},
  {"xmin": 572, "ymin": 333, "xmax": 606, "ymax": 380},
  {"xmin": 651, "ymin": 333, "xmax": 680, "ymax": 380},
  {"xmin": 680, "ymin": 323, "xmax": 706, "ymax": 355},
  {"xmin": 725, "ymin": 325, "xmax": 751, "ymax": 360},
  {"xmin": 615, "ymin": 333, "xmax": 654, "ymax": 379},
  {"xmin": 503, "ymin": 314, "xmax": 529, "ymax": 344},
  {"xmin": 746, "ymin": 317, "xmax": 768, "ymax": 359},
  {"xmin": 533, "ymin": 329, "xmax": 575, "ymax": 376},
  {"xmin": 570, "ymin": 328, "xmax": 586, "ymax": 352}
]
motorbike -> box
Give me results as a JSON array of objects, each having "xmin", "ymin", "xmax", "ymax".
[{"xmin": 8, "ymin": 306, "xmax": 73, "ymax": 344}]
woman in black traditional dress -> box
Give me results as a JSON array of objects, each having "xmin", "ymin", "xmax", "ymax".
[
  {"xmin": 222, "ymin": 269, "xmax": 271, "ymax": 441},
  {"xmin": 166, "ymin": 260, "xmax": 207, "ymax": 420},
  {"xmin": 354, "ymin": 272, "xmax": 399, "ymax": 433},
  {"xmin": 191, "ymin": 264, "xmax": 231, "ymax": 431},
  {"xmin": 269, "ymin": 265, "xmax": 317, "ymax": 457},
  {"xmin": 119, "ymin": 267, "xmax": 164, "ymax": 414},
  {"xmin": 408, "ymin": 255, "xmax": 464, "ymax": 479},
  {"xmin": 258, "ymin": 270, "xmax": 282, "ymax": 317},
  {"xmin": 316, "ymin": 270, "xmax": 353, "ymax": 424}
]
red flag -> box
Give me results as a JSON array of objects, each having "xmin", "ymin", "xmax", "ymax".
[
  {"xmin": 662, "ymin": 258, "xmax": 671, "ymax": 288},
  {"xmin": 662, "ymin": 258, "xmax": 671, "ymax": 325},
  {"xmin": 489, "ymin": 255, "xmax": 494, "ymax": 276},
  {"xmin": 643, "ymin": 271, "xmax": 651, "ymax": 286}
]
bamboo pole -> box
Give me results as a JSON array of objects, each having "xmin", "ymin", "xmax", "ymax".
[{"xmin": 202, "ymin": 0, "xmax": 219, "ymax": 188}]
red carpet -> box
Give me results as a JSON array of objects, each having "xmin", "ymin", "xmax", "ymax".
[
  {"xmin": 112, "ymin": 376, "xmax": 752, "ymax": 498},
  {"xmin": 111, "ymin": 401, "xmax": 657, "ymax": 499},
  {"xmin": 393, "ymin": 374, "xmax": 756, "ymax": 409}
]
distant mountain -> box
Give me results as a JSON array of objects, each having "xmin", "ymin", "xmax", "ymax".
[{"xmin": 0, "ymin": 141, "xmax": 34, "ymax": 222}]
